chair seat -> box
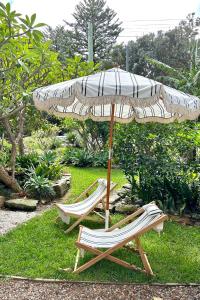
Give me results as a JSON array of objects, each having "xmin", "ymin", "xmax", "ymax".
[
  {"xmin": 57, "ymin": 203, "xmax": 87, "ymax": 216},
  {"xmin": 79, "ymin": 204, "xmax": 163, "ymax": 248},
  {"xmin": 56, "ymin": 179, "xmax": 108, "ymax": 217}
]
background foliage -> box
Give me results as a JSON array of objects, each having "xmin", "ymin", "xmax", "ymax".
[{"xmin": 114, "ymin": 122, "xmax": 200, "ymax": 214}]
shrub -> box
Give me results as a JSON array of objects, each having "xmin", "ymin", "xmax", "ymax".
[
  {"xmin": 35, "ymin": 150, "xmax": 63, "ymax": 180},
  {"xmin": 35, "ymin": 162, "xmax": 62, "ymax": 181},
  {"xmin": 62, "ymin": 148, "xmax": 108, "ymax": 168},
  {"xmin": 93, "ymin": 150, "xmax": 108, "ymax": 168},
  {"xmin": 16, "ymin": 150, "xmax": 63, "ymax": 182},
  {"xmin": 40, "ymin": 150, "xmax": 57, "ymax": 165},
  {"xmin": 66, "ymin": 132, "xmax": 78, "ymax": 146},
  {"xmin": 0, "ymin": 140, "xmax": 11, "ymax": 166},
  {"xmin": 62, "ymin": 147, "xmax": 76, "ymax": 165},
  {"xmin": 70, "ymin": 149, "xmax": 93, "ymax": 167},
  {"xmin": 16, "ymin": 152, "xmax": 40, "ymax": 172},
  {"xmin": 25, "ymin": 125, "xmax": 62, "ymax": 152},
  {"xmin": 115, "ymin": 122, "xmax": 200, "ymax": 214},
  {"xmin": 24, "ymin": 170, "xmax": 56, "ymax": 201}
]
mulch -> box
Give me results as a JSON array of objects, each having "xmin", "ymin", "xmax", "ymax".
[{"xmin": 0, "ymin": 279, "xmax": 199, "ymax": 300}]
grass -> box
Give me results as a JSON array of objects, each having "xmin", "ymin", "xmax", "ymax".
[{"xmin": 0, "ymin": 167, "xmax": 200, "ymax": 283}]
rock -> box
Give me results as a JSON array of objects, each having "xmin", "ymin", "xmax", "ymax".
[
  {"xmin": 134, "ymin": 199, "xmax": 143, "ymax": 206},
  {"xmin": 97, "ymin": 202, "xmax": 114, "ymax": 212},
  {"xmin": 109, "ymin": 192, "xmax": 121, "ymax": 204},
  {"xmin": 5, "ymin": 199, "xmax": 38, "ymax": 211},
  {"xmin": 53, "ymin": 174, "xmax": 71, "ymax": 198},
  {"xmin": 115, "ymin": 203, "xmax": 139, "ymax": 214},
  {"xmin": 191, "ymin": 213, "xmax": 200, "ymax": 221},
  {"xmin": 122, "ymin": 183, "xmax": 132, "ymax": 190},
  {"xmin": 124, "ymin": 195, "xmax": 131, "ymax": 203},
  {"xmin": 0, "ymin": 196, "xmax": 5, "ymax": 208},
  {"xmin": 117, "ymin": 188, "xmax": 127, "ymax": 197}
]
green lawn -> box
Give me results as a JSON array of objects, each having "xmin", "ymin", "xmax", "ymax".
[{"xmin": 0, "ymin": 167, "xmax": 200, "ymax": 283}]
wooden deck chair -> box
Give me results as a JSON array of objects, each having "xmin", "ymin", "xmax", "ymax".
[
  {"xmin": 72, "ymin": 202, "xmax": 168, "ymax": 275},
  {"xmin": 55, "ymin": 179, "xmax": 117, "ymax": 233}
]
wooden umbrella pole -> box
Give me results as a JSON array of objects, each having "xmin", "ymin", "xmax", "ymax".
[{"xmin": 105, "ymin": 103, "xmax": 115, "ymax": 229}]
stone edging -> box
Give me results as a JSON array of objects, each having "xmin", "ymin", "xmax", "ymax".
[{"xmin": 0, "ymin": 275, "xmax": 199, "ymax": 286}]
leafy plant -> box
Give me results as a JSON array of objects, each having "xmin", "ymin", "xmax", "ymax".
[
  {"xmin": 24, "ymin": 170, "xmax": 56, "ymax": 201},
  {"xmin": 16, "ymin": 150, "xmax": 63, "ymax": 182},
  {"xmin": 70, "ymin": 149, "xmax": 93, "ymax": 167},
  {"xmin": 34, "ymin": 150, "xmax": 63, "ymax": 180},
  {"xmin": 62, "ymin": 147, "xmax": 76, "ymax": 165},
  {"xmin": 16, "ymin": 152, "xmax": 40, "ymax": 172},
  {"xmin": 114, "ymin": 122, "xmax": 200, "ymax": 214},
  {"xmin": 62, "ymin": 147, "xmax": 108, "ymax": 168},
  {"xmin": 40, "ymin": 150, "xmax": 57, "ymax": 165},
  {"xmin": 30, "ymin": 126, "xmax": 62, "ymax": 151},
  {"xmin": 35, "ymin": 162, "xmax": 62, "ymax": 181},
  {"xmin": 93, "ymin": 150, "xmax": 108, "ymax": 168}
]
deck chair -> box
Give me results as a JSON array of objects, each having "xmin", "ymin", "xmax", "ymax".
[
  {"xmin": 55, "ymin": 179, "xmax": 117, "ymax": 233},
  {"xmin": 72, "ymin": 202, "xmax": 168, "ymax": 275}
]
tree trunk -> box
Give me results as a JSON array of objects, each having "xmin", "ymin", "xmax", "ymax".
[
  {"xmin": 18, "ymin": 137, "xmax": 25, "ymax": 156},
  {"xmin": 2, "ymin": 118, "xmax": 17, "ymax": 178},
  {"xmin": 0, "ymin": 132, "xmax": 4, "ymax": 150},
  {"xmin": 17, "ymin": 108, "xmax": 25, "ymax": 156},
  {"xmin": 0, "ymin": 165, "xmax": 22, "ymax": 192},
  {"xmin": 10, "ymin": 140, "xmax": 17, "ymax": 178}
]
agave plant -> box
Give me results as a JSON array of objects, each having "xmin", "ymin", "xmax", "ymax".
[{"xmin": 24, "ymin": 168, "xmax": 56, "ymax": 201}]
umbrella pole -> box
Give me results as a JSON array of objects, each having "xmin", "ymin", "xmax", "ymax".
[{"xmin": 105, "ymin": 103, "xmax": 115, "ymax": 229}]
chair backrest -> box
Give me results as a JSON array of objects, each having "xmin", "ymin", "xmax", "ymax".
[
  {"xmin": 116, "ymin": 203, "xmax": 164, "ymax": 240},
  {"xmin": 70, "ymin": 179, "xmax": 108, "ymax": 212}
]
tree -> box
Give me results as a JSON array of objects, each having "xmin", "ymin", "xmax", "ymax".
[
  {"xmin": 45, "ymin": 25, "xmax": 74, "ymax": 62},
  {"xmin": 145, "ymin": 38, "xmax": 200, "ymax": 96},
  {"xmin": 0, "ymin": 2, "xmax": 62, "ymax": 192},
  {"xmin": 58, "ymin": 55, "xmax": 109, "ymax": 151},
  {"xmin": 107, "ymin": 43, "xmax": 126, "ymax": 69},
  {"xmin": 65, "ymin": 0, "xmax": 123, "ymax": 61},
  {"xmin": 111, "ymin": 13, "xmax": 200, "ymax": 76}
]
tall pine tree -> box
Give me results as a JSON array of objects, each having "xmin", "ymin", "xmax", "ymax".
[{"xmin": 65, "ymin": 0, "xmax": 123, "ymax": 61}]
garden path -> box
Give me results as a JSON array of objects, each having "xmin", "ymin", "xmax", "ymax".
[
  {"xmin": 0, "ymin": 279, "xmax": 199, "ymax": 300},
  {"xmin": 0, "ymin": 209, "xmax": 37, "ymax": 235},
  {"xmin": 0, "ymin": 204, "xmax": 52, "ymax": 235}
]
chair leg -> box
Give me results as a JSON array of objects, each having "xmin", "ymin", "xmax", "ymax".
[
  {"xmin": 55, "ymin": 216, "xmax": 60, "ymax": 223},
  {"xmin": 94, "ymin": 210, "xmax": 105, "ymax": 220},
  {"xmin": 74, "ymin": 249, "xmax": 81, "ymax": 272},
  {"xmin": 73, "ymin": 244, "xmax": 147, "ymax": 274},
  {"xmin": 65, "ymin": 216, "xmax": 85, "ymax": 234},
  {"xmin": 135, "ymin": 237, "xmax": 154, "ymax": 275}
]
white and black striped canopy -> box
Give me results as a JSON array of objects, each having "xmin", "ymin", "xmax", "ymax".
[{"xmin": 33, "ymin": 68, "xmax": 200, "ymax": 123}]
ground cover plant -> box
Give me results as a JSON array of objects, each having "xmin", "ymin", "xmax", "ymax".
[{"xmin": 0, "ymin": 167, "xmax": 199, "ymax": 283}]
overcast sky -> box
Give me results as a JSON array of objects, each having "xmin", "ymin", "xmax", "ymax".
[{"xmin": 3, "ymin": 0, "xmax": 200, "ymax": 43}]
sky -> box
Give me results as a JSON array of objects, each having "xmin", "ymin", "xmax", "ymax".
[{"xmin": 3, "ymin": 0, "xmax": 200, "ymax": 43}]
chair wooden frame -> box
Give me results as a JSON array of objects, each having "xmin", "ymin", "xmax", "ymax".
[
  {"xmin": 72, "ymin": 207, "xmax": 168, "ymax": 275},
  {"xmin": 55, "ymin": 180, "xmax": 117, "ymax": 234}
]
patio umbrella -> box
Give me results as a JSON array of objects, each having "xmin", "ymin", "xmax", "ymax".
[{"xmin": 33, "ymin": 68, "xmax": 200, "ymax": 228}]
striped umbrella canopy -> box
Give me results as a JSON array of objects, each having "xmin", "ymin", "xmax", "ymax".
[{"xmin": 33, "ymin": 68, "xmax": 200, "ymax": 227}]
